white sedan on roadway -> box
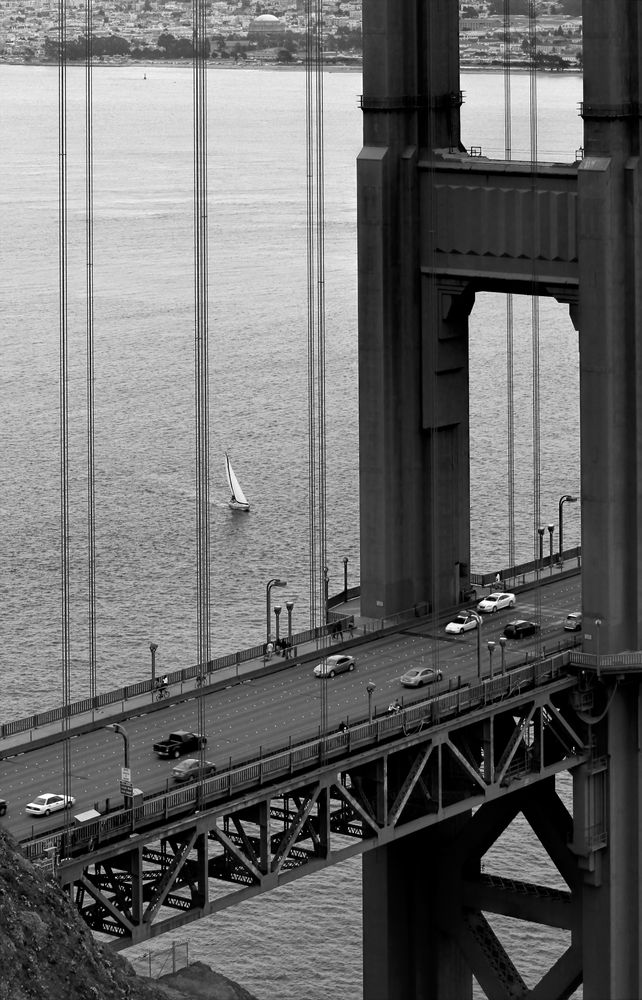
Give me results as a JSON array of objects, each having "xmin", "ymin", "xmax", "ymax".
[
  {"xmin": 445, "ymin": 612, "xmax": 479, "ymax": 634},
  {"xmin": 25, "ymin": 793, "xmax": 76, "ymax": 817},
  {"xmin": 477, "ymin": 591, "xmax": 516, "ymax": 614}
]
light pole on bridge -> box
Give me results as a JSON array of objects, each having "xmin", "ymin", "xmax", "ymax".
[
  {"xmin": 366, "ymin": 681, "xmax": 376, "ymax": 723},
  {"xmin": 470, "ymin": 611, "xmax": 483, "ymax": 681},
  {"xmin": 547, "ymin": 523, "xmax": 555, "ymax": 576},
  {"xmin": 266, "ymin": 578, "xmax": 287, "ymax": 646},
  {"xmin": 149, "ymin": 642, "xmax": 158, "ymax": 692},
  {"xmin": 558, "ymin": 494, "xmax": 578, "ymax": 568}
]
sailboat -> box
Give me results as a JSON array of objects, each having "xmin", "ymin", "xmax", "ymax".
[{"xmin": 225, "ymin": 452, "xmax": 250, "ymax": 512}]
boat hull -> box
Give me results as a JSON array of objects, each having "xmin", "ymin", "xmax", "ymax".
[{"xmin": 228, "ymin": 498, "xmax": 250, "ymax": 513}]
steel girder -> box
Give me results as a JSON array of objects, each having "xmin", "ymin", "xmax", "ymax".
[{"xmin": 55, "ymin": 675, "xmax": 591, "ymax": 951}]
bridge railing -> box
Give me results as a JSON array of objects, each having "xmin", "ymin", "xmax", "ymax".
[
  {"xmin": 21, "ymin": 651, "xmax": 577, "ymax": 864},
  {"xmin": 471, "ymin": 545, "xmax": 581, "ymax": 590},
  {"xmin": 0, "ymin": 615, "xmax": 357, "ymax": 742}
]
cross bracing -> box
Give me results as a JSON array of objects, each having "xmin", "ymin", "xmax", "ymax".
[{"xmin": 22, "ymin": 656, "xmax": 596, "ymax": 957}]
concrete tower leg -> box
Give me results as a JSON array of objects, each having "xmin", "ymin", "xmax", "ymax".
[
  {"xmin": 362, "ymin": 821, "xmax": 472, "ymax": 1000},
  {"xmin": 358, "ymin": 0, "xmax": 472, "ymax": 619}
]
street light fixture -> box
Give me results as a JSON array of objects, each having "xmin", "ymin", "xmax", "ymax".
[
  {"xmin": 105, "ymin": 723, "xmax": 132, "ymax": 812},
  {"xmin": 366, "ymin": 680, "xmax": 376, "ymax": 723},
  {"xmin": 499, "ymin": 635, "xmax": 507, "ymax": 675},
  {"xmin": 537, "ymin": 526, "xmax": 546, "ymax": 576},
  {"xmin": 266, "ymin": 578, "xmax": 287, "ymax": 645},
  {"xmin": 470, "ymin": 611, "xmax": 483, "ymax": 681},
  {"xmin": 343, "ymin": 557, "xmax": 349, "ymax": 602},
  {"xmin": 149, "ymin": 643, "xmax": 158, "ymax": 690},
  {"xmin": 547, "ymin": 524, "xmax": 555, "ymax": 576},
  {"xmin": 286, "ymin": 600, "xmax": 294, "ymax": 643},
  {"xmin": 487, "ymin": 640, "xmax": 496, "ymax": 680},
  {"xmin": 274, "ymin": 605, "xmax": 282, "ymax": 644},
  {"xmin": 558, "ymin": 494, "xmax": 579, "ymax": 568}
]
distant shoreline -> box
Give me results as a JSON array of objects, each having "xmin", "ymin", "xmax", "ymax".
[{"xmin": 1, "ymin": 58, "xmax": 582, "ymax": 76}]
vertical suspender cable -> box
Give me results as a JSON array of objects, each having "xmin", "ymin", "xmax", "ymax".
[
  {"xmin": 528, "ymin": 1, "xmax": 543, "ymax": 635},
  {"xmin": 193, "ymin": 0, "xmax": 210, "ymax": 747},
  {"xmin": 305, "ymin": 0, "xmax": 328, "ymax": 742},
  {"xmin": 85, "ymin": 0, "xmax": 97, "ymax": 701},
  {"xmin": 504, "ymin": 0, "xmax": 516, "ymax": 571},
  {"xmin": 58, "ymin": 0, "xmax": 72, "ymax": 808},
  {"xmin": 305, "ymin": 0, "xmax": 327, "ymax": 631}
]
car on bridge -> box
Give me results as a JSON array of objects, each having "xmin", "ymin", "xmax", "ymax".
[
  {"xmin": 171, "ymin": 758, "xmax": 217, "ymax": 783},
  {"xmin": 25, "ymin": 793, "xmax": 75, "ymax": 817},
  {"xmin": 502, "ymin": 620, "xmax": 540, "ymax": 640},
  {"xmin": 477, "ymin": 591, "xmax": 516, "ymax": 614},
  {"xmin": 445, "ymin": 612, "xmax": 479, "ymax": 634},
  {"xmin": 564, "ymin": 612, "xmax": 582, "ymax": 631},
  {"xmin": 153, "ymin": 731, "xmax": 207, "ymax": 759},
  {"xmin": 400, "ymin": 665, "xmax": 443, "ymax": 688},
  {"xmin": 313, "ymin": 654, "xmax": 356, "ymax": 678}
]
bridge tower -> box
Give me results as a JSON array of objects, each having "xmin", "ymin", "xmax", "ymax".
[{"xmin": 357, "ymin": 1, "xmax": 642, "ymax": 997}]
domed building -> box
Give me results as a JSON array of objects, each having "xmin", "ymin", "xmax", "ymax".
[{"xmin": 248, "ymin": 13, "xmax": 286, "ymax": 37}]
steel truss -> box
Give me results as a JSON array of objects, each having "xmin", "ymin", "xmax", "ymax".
[{"xmin": 54, "ymin": 673, "xmax": 594, "ymax": 965}]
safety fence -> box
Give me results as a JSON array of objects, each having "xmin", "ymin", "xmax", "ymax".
[
  {"xmin": 0, "ymin": 615, "xmax": 355, "ymax": 742},
  {"xmin": 128, "ymin": 940, "xmax": 190, "ymax": 979}
]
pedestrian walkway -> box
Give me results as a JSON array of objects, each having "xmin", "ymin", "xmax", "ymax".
[{"xmin": 0, "ymin": 559, "xmax": 581, "ymax": 759}]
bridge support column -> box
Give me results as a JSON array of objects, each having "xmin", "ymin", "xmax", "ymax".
[
  {"xmin": 362, "ymin": 818, "xmax": 471, "ymax": 1000},
  {"xmin": 575, "ymin": 684, "xmax": 642, "ymax": 999},
  {"xmin": 358, "ymin": 0, "xmax": 472, "ymax": 619}
]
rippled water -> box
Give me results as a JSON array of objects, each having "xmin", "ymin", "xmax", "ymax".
[{"xmin": 1, "ymin": 64, "xmax": 583, "ymax": 998}]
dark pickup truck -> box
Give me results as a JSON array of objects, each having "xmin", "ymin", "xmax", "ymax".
[{"xmin": 153, "ymin": 730, "xmax": 207, "ymax": 760}]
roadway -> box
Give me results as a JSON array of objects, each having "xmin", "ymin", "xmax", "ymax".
[{"xmin": 0, "ymin": 574, "xmax": 581, "ymax": 844}]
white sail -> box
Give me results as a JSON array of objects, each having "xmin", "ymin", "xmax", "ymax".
[{"xmin": 225, "ymin": 453, "xmax": 250, "ymax": 511}]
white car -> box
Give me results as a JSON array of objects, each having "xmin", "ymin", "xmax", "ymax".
[
  {"xmin": 400, "ymin": 666, "xmax": 443, "ymax": 688},
  {"xmin": 25, "ymin": 793, "xmax": 76, "ymax": 817},
  {"xmin": 445, "ymin": 613, "xmax": 479, "ymax": 634},
  {"xmin": 313, "ymin": 654, "xmax": 356, "ymax": 678},
  {"xmin": 477, "ymin": 591, "xmax": 516, "ymax": 614}
]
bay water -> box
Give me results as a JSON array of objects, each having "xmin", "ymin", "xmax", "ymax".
[{"xmin": 0, "ymin": 64, "xmax": 583, "ymax": 997}]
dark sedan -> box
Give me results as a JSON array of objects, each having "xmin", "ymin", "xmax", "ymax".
[{"xmin": 502, "ymin": 620, "xmax": 539, "ymax": 640}]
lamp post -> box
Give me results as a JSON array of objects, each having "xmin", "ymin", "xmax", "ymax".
[
  {"xmin": 324, "ymin": 566, "xmax": 329, "ymax": 622},
  {"xmin": 266, "ymin": 578, "xmax": 287, "ymax": 645},
  {"xmin": 547, "ymin": 523, "xmax": 555, "ymax": 576},
  {"xmin": 487, "ymin": 640, "xmax": 496, "ymax": 680},
  {"xmin": 470, "ymin": 611, "xmax": 482, "ymax": 681},
  {"xmin": 105, "ymin": 723, "xmax": 132, "ymax": 811},
  {"xmin": 343, "ymin": 557, "xmax": 349, "ymax": 602},
  {"xmin": 149, "ymin": 642, "xmax": 158, "ymax": 690},
  {"xmin": 537, "ymin": 526, "xmax": 545, "ymax": 576},
  {"xmin": 366, "ymin": 680, "xmax": 376, "ymax": 723},
  {"xmin": 286, "ymin": 600, "xmax": 294, "ymax": 642},
  {"xmin": 274, "ymin": 605, "xmax": 282, "ymax": 645},
  {"xmin": 499, "ymin": 635, "xmax": 507, "ymax": 675},
  {"xmin": 558, "ymin": 494, "xmax": 578, "ymax": 568}
]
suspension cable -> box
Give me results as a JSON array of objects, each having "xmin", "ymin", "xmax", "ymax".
[
  {"xmin": 305, "ymin": 0, "xmax": 328, "ymax": 742},
  {"xmin": 58, "ymin": 0, "xmax": 72, "ymax": 810},
  {"xmin": 305, "ymin": 0, "xmax": 327, "ymax": 629},
  {"xmin": 504, "ymin": 0, "xmax": 516, "ymax": 571},
  {"xmin": 85, "ymin": 0, "xmax": 97, "ymax": 701},
  {"xmin": 528, "ymin": 1, "xmax": 543, "ymax": 637},
  {"xmin": 193, "ymin": 0, "xmax": 210, "ymax": 751}
]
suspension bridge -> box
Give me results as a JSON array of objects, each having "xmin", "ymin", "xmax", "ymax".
[{"xmin": 5, "ymin": 0, "xmax": 642, "ymax": 997}]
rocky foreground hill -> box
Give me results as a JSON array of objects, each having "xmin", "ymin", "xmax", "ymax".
[{"xmin": 0, "ymin": 827, "xmax": 257, "ymax": 1000}]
